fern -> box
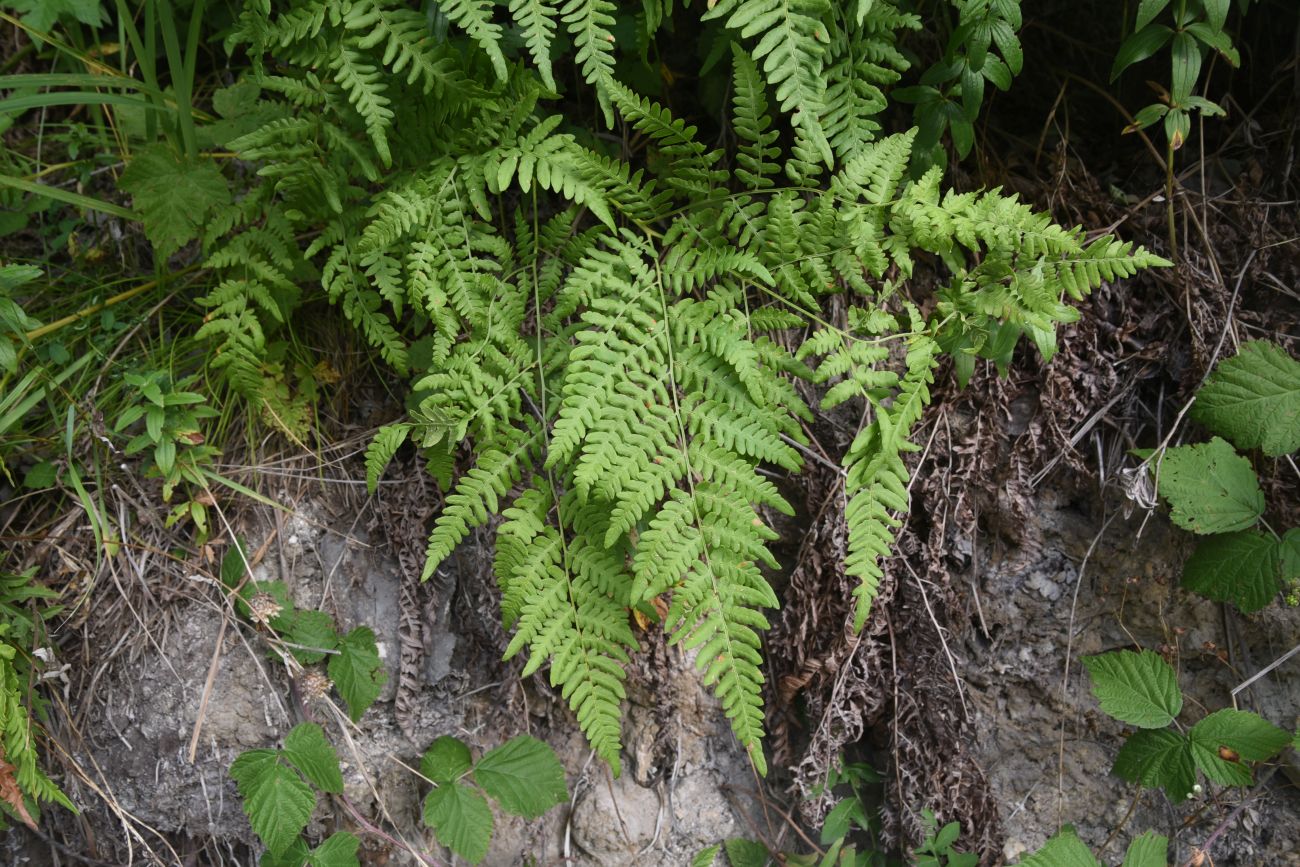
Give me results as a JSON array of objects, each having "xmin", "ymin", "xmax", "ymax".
[{"xmin": 197, "ymin": 2, "xmax": 1169, "ymax": 779}]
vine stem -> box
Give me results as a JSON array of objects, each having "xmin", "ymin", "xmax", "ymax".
[{"xmin": 1179, "ymin": 766, "xmax": 1279, "ymax": 867}]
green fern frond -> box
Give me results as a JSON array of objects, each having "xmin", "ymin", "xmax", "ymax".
[
  {"xmin": 605, "ymin": 80, "xmax": 724, "ymax": 198},
  {"xmin": 562, "ymin": 0, "xmax": 618, "ymax": 123},
  {"xmin": 439, "ymin": 0, "xmax": 508, "ymax": 81},
  {"xmin": 706, "ymin": 0, "xmax": 834, "ymax": 167},
  {"xmin": 502, "ymin": 484, "xmax": 635, "ymax": 772},
  {"xmin": 422, "ymin": 423, "xmax": 543, "ymax": 580},
  {"xmin": 841, "ymin": 333, "xmax": 938, "ymax": 630},
  {"xmin": 730, "ymin": 45, "xmax": 781, "ymax": 191},
  {"xmin": 510, "ymin": 0, "xmax": 561, "ymax": 91},
  {"xmin": 364, "ymin": 423, "xmax": 411, "ymax": 495},
  {"xmin": 631, "ymin": 483, "xmax": 778, "ymax": 774},
  {"xmin": 331, "ymin": 45, "xmax": 394, "ymax": 166}
]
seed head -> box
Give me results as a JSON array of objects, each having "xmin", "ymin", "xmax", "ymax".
[
  {"xmin": 298, "ymin": 669, "xmax": 332, "ymax": 701},
  {"xmin": 248, "ymin": 592, "xmax": 283, "ymax": 626}
]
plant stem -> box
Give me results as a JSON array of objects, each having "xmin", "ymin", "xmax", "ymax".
[
  {"xmin": 1166, "ymin": 137, "xmax": 1178, "ymax": 261},
  {"xmin": 24, "ymin": 265, "xmax": 199, "ymax": 342}
]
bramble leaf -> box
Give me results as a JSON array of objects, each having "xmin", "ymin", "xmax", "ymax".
[
  {"xmin": 691, "ymin": 844, "xmax": 721, "ymax": 867},
  {"xmin": 1192, "ymin": 341, "xmax": 1300, "ymax": 456},
  {"xmin": 1112, "ymin": 729, "xmax": 1195, "ymax": 801},
  {"xmin": 723, "ymin": 838, "xmax": 771, "ymax": 867},
  {"xmin": 309, "ymin": 831, "xmax": 361, "ymax": 867},
  {"xmin": 1151, "ymin": 438, "xmax": 1263, "ymax": 534},
  {"xmin": 1189, "ymin": 709, "xmax": 1290, "ymax": 787},
  {"xmin": 229, "ymin": 750, "xmax": 315, "ymax": 856},
  {"xmin": 1281, "ymin": 529, "xmax": 1300, "ymax": 586},
  {"xmin": 283, "ymin": 723, "xmax": 344, "ymax": 794},
  {"xmin": 1181, "ymin": 530, "xmax": 1280, "ymax": 613},
  {"xmin": 284, "ymin": 610, "xmax": 339, "ymax": 665},
  {"xmin": 1015, "ymin": 828, "xmax": 1101, "ymax": 866},
  {"xmin": 473, "ymin": 735, "xmax": 567, "ymax": 818},
  {"xmin": 328, "ymin": 626, "xmax": 387, "ymax": 722},
  {"xmin": 1120, "ymin": 831, "xmax": 1168, "ymax": 867},
  {"xmin": 1082, "ymin": 650, "xmax": 1182, "ymax": 729},
  {"xmin": 422, "ymin": 736, "xmax": 473, "ymax": 784},
  {"xmin": 423, "ymin": 782, "xmax": 493, "ymax": 864}
]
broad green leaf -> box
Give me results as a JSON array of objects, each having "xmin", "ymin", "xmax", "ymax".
[
  {"xmin": 1165, "ymin": 107, "xmax": 1191, "ymax": 149},
  {"xmin": 691, "ymin": 844, "xmax": 721, "ymax": 867},
  {"xmin": 1192, "ymin": 341, "xmax": 1300, "ymax": 456},
  {"xmin": 423, "ymin": 782, "xmax": 493, "ymax": 864},
  {"xmin": 220, "ymin": 539, "xmax": 249, "ymax": 588},
  {"xmin": 473, "ymin": 735, "xmax": 567, "ymax": 818},
  {"xmin": 723, "ymin": 838, "xmax": 771, "ymax": 867},
  {"xmin": 1189, "ymin": 709, "xmax": 1290, "ymax": 787},
  {"xmin": 309, "ymin": 831, "xmax": 361, "ymax": 867},
  {"xmin": 284, "ymin": 610, "xmax": 339, "ymax": 665},
  {"xmin": 328, "ymin": 626, "xmax": 387, "ymax": 722},
  {"xmin": 1120, "ymin": 831, "xmax": 1168, "ymax": 867},
  {"xmin": 1181, "ymin": 530, "xmax": 1280, "ymax": 613},
  {"xmin": 230, "ymin": 752, "xmax": 315, "ymax": 856},
  {"xmin": 1016, "ymin": 828, "xmax": 1101, "ymax": 866},
  {"xmin": 22, "ymin": 461, "xmax": 56, "ymax": 489},
  {"xmin": 1125, "ymin": 103, "xmax": 1169, "ymax": 133},
  {"xmin": 820, "ymin": 797, "xmax": 866, "ymax": 844},
  {"xmin": 1152, "ymin": 438, "xmax": 1263, "ymax": 534},
  {"xmin": 1135, "ymin": 0, "xmax": 1172, "ymax": 30},
  {"xmin": 1185, "ymin": 23, "xmax": 1239, "ymax": 66},
  {"xmin": 261, "ymin": 838, "xmax": 310, "ymax": 867},
  {"xmin": 1112, "ymin": 729, "xmax": 1195, "ymax": 802},
  {"xmin": 117, "ymin": 144, "xmax": 232, "ymax": 258},
  {"xmin": 1082, "ymin": 650, "xmax": 1182, "ymax": 729},
  {"xmin": 1110, "ymin": 25, "xmax": 1173, "ymax": 81},
  {"xmin": 283, "ymin": 723, "xmax": 344, "ymax": 794},
  {"xmin": 1202, "ymin": 0, "xmax": 1229, "ymax": 31},
  {"xmin": 1280, "ymin": 529, "xmax": 1300, "ymax": 586},
  {"xmin": 421, "ymin": 736, "xmax": 473, "ymax": 784},
  {"xmin": 1169, "ymin": 32, "xmax": 1203, "ymax": 103}
]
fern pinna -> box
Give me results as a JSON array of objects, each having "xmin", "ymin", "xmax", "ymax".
[{"xmin": 200, "ymin": 0, "xmax": 1167, "ymax": 774}]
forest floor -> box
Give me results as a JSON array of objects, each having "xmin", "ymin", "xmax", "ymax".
[{"xmin": 3, "ymin": 10, "xmax": 1300, "ymax": 867}]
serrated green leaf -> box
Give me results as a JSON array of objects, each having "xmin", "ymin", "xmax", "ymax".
[
  {"xmin": 230, "ymin": 751, "xmax": 315, "ymax": 856},
  {"xmin": 1152, "ymin": 438, "xmax": 1263, "ymax": 534},
  {"xmin": 723, "ymin": 838, "xmax": 771, "ymax": 867},
  {"xmin": 421, "ymin": 736, "xmax": 473, "ymax": 784},
  {"xmin": 309, "ymin": 831, "xmax": 360, "ymax": 867},
  {"xmin": 1082, "ymin": 650, "xmax": 1183, "ymax": 729},
  {"xmin": 1015, "ymin": 828, "xmax": 1101, "ymax": 866},
  {"xmin": 117, "ymin": 144, "xmax": 231, "ymax": 257},
  {"xmin": 283, "ymin": 723, "xmax": 344, "ymax": 794},
  {"xmin": 1189, "ymin": 709, "xmax": 1290, "ymax": 787},
  {"xmin": 260, "ymin": 837, "xmax": 310, "ymax": 867},
  {"xmin": 1181, "ymin": 530, "xmax": 1280, "ymax": 613},
  {"xmin": 1281, "ymin": 529, "xmax": 1300, "ymax": 586},
  {"xmin": 220, "ymin": 538, "xmax": 249, "ymax": 588},
  {"xmin": 1112, "ymin": 729, "xmax": 1195, "ymax": 801},
  {"xmin": 473, "ymin": 735, "xmax": 567, "ymax": 818},
  {"xmin": 284, "ymin": 610, "xmax": 339, "ymax": 665},
  {"xmin": 328, "ymin": 626, "xmax": 387, "ymax": 722},
  {"xmin": 423, "ymin": 782, "xmax": 493, "ymax": 864},
  {"xmin": 691, "ymin": 843, "xmax": 721, "ymax": 867},
  {"xmin": 1120, "ymin": 831, "xmax": 1167, "ymax": 867},
  {"xmin": 1192, "ymin": 341, "xmax": 1300, "ymax": 456}
]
